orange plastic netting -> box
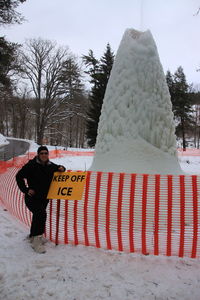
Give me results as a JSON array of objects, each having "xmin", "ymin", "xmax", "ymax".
[{"xmin": 0, "ymin": 149, "xmax": 199, "ymax": 258}]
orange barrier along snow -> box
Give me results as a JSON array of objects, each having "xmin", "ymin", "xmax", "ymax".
[{"xmin": 0, "ymin": 158, "xmax": 199, "ymax": 258}]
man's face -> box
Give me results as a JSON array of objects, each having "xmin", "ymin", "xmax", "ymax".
[{"xmin": 38, "ymin": 151, "xmax": 49, "ymax": 163}]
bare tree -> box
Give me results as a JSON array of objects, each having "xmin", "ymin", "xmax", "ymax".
[
  {"xmin": 20, "ymin": 38, "xmax": 85, "ymax": 144},
  {"xmin": 194, "ymin": 7, "xmax": 200, "ymax": 16},
  {"xmin": 0, "ymin": 88, "xmax": 11, "ymax": 135},
  {"xmin": 193, "ymin": 104, "xmax": 200, "ymax": 148}
]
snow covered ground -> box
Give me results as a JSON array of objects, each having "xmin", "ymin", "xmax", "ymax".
[
  {"xmin": 0, "ymin": 139, "xmax": 200, "ymax": 299},
  {"xmin": 1, "ymin": 206, "xmax": 200, "ymax": 300},
  {"xmin": 0, "ymin": 134, "xmax": 9, "ymax": 147}
]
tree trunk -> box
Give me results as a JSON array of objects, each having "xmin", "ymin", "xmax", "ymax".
[
  {"xmin": 4, "ymin": 97, "xmax": 9, "ymax": 136},
  {"xmin": 69, "ymin": 116, "xmax": 73, "ymax": 147},
  {"xmin": 181, "ymin": 117, "xmax": 186, "ymax": 151}
]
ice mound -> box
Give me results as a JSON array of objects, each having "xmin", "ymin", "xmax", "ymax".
[{"xmin": 90, "ymin": 29, "xmax": 183, "ymax": 175}]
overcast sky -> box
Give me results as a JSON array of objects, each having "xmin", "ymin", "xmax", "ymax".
[{"xmin": 2, "ymin": 0, "xmax": 200, "ymax": 86}]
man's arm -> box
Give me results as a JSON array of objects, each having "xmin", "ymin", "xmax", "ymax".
[
  {"xmin": 57, "ymin": 165, "xmax": 66, "ymax": 172},
  {"xmin": 16, "ymin": 166, "xmax": 29, "ymax": 194},
  {"xmin": 51, "ymin": 161, "xmax": 66, "ymax": 173}
]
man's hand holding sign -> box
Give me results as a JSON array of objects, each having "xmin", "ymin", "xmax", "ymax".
[{"xmin": 47, "ymin": 171, "xmax": 87, "ymax": 200}]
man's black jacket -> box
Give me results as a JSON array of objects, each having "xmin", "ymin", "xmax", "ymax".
[{"xmin": 16, "ymin": 156, "xmax": 65, "ymax": 198}]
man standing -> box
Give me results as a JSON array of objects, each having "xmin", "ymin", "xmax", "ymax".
[{"xmin": 16, "ymin": 146, "xmax": 66, "ymax": 253}]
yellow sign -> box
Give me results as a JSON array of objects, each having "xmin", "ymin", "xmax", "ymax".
[{"xmin": 47, "ymin": 172, "xmax": 87, "ymax": 200}]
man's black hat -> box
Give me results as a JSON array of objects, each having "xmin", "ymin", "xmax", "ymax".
[{"xmin": 37, "ymin": 146, "xmax": 49, "ymax": 154}]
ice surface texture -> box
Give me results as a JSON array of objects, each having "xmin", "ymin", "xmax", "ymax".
[{"xmin": 90, "ymin": 29, "xmax": 183, "ymax": 175}]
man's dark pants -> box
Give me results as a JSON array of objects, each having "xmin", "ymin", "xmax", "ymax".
[{"xmin": 25, "ymin": 195, "xmax": 49, "ymax": 237}]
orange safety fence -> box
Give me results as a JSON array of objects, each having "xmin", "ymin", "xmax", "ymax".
[
  {"xmin": 47, "ymin": 149, "xmax": 94, "ymax": 157},
  {"xmin": 0, "ymin": 149, "xmax": 94, "ymax": 174},
  {"xmin": 0, "ymin": 153, "xmax": 200, "ymax": 258},
  {"xmin": 177, "ymin": 148, "xmax": 200, "ymax": 156}
]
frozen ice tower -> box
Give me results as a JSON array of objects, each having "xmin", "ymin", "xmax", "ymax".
[{"xmin": 90, "ymin": 29, "xmax": 183, "ymax": 175}]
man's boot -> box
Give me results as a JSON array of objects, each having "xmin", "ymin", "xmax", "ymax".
[
  {"xmin": 32, "ymin": 235, "xmax": 46, "ymax": 253},
  {"xmin": 27, "ymin": 234, "xmax": 47, "ymax": 244}
]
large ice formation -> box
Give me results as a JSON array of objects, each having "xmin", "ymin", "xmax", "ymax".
[{"xmin": 90, "ymin": 29, "xmax": 183, "ymax": 175}]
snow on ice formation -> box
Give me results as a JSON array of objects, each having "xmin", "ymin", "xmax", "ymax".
[{"xmin": 90, "ymin": 29, "xmax": 183, "ymax": 175}]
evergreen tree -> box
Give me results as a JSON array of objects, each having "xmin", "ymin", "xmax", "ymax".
[
  {"xmin": 59, "ymin": 57, "xmax": 85, "ymax": 147},
  {"xmin": 166, "ymin": 70, "xmax": 174, "ymax": 98},
  {"xmin": 0, "ymin": 0, "xmax": 26, "ymax": 136},
  {"xmin": 0, "ymin": 36, "xmax": 20, "ymax": 90},
  {"xmin": 0, "ymin": 0, "xmax": 26, "ymax": 25},
  {"xmin": 0, "ymin": 0, "xmax": 26, "ymax": 89},
  {"xmin": 59, "ymin": 57, "xmax": 84, "ymax": 99},
  {"xmin": 83, "ymin": 44, "xmax": 114, "ymax": 147},
  {"xmin": 166, "ymin": 66, "xmax": 193, "ymax": 150}
]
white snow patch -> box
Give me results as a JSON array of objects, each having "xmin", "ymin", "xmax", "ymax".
[
  {"xmin": 0, "ymin": 134, "xmax": 9, "ymax": 147},
  {"xmin": 52, "ymin": 155, "xmax": 93, "ymax": 171}
]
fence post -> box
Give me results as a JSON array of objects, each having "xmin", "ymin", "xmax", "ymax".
[{"xmin": 55, "ymin": 200, "xmax": 61, "ymax": 245}]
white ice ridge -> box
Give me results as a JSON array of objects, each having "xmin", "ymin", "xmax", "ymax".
[{"xmin": 90, "ymin": 28, "xmax": 183, "ymax": 175}]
